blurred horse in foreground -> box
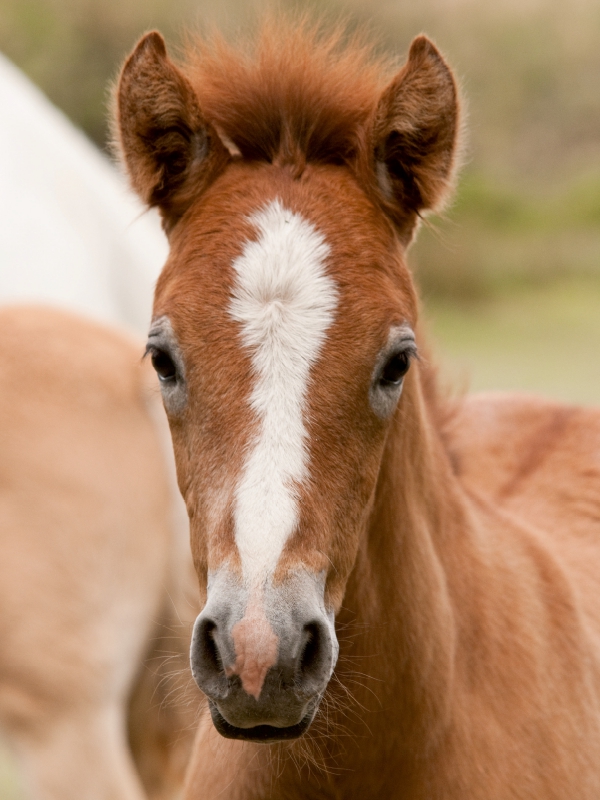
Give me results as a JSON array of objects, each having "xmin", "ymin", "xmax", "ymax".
[
  {"xmin": 0, "ymin": 57, "xmax": 198, "ymax": 798},
  {"xmin": 0, "ymin": 307, "xmax": 197, "ymax": 800}
]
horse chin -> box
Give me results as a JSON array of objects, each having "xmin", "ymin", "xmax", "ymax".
[{"xmin": 208, "ymin": 700, "xmax": 317, "ymax": 743}]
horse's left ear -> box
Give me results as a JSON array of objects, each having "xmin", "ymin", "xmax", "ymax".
[
  {"xmin": 370, "ymin": 36, "xmax": 460, "ymax": 239},
  {"xmin": 115, "ymin": 31, "xmax": 230, "ymax": 231}
]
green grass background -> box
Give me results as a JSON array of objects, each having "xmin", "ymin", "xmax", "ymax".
[
  {"xmin": 425, "ymin": 279, "xmax": 600, "ymax": 406},
  {"xmin": 0, "ymin": 739, "xmax": 21, "ymax": 800}
]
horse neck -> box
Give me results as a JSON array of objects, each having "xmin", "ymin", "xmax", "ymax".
[{"xmin": 335, "ymin": 366, "xmax": 466, "ymax": 753}]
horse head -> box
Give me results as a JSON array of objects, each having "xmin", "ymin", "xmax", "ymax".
[{"xmin": 115, "ymin": 22, "xmax": 460, "ymax": 743}]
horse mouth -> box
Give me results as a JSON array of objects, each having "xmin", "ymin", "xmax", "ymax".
[{"xmin": 208, "ymin": 702, "xmax": 314, "ymax": 743}]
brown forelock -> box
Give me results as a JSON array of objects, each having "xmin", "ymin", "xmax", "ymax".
[
  {"xmin": 153, "ymin": 157, "xmax": 418, "ymax": 602},
  {"xmin": 183, "ymin": 17, "xmax": 393, "ymax": 168}
]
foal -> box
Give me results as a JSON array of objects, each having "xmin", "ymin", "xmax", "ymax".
[{"xmin": 116, "ymin": 22, "xmax": 600, "ymax": 798}]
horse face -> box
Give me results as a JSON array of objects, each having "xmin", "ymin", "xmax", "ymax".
[
  {"xmin": 147, "ymin": 163, "xmax": 418, "ymax": 740},
  {"xmin": 117, "ymin": 27, "xmax": 458, "ymax": 741}
]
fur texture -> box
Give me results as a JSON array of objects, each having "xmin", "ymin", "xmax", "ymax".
[{"xmin": 115, "ymin": 19, "xmax": 600, "ymax": 799}]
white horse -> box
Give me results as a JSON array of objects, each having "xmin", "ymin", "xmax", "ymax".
[
  {"xmin": 0, "ymin": 56, "xmax": 197, "ymax": 799},
  {"xmin": 0, "ymin": 51, "xmax": 168, "ymax": 334}
]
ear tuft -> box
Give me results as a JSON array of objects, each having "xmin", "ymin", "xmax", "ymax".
[
  {"xmin": 137, "ymin": 30, "xmax": 167, "ymax": 58},
  {"xmin": 371, "ymin": 35, "xmax": 460, "ymax": 237},
  {"xmin": 115, "ymin": 31, "xmax": 230, "ymax": 230}
]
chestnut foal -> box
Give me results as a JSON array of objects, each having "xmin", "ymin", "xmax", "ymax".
[{"xmin": 116, "ymin": 23, "xmax": 600, "ymax": 799}]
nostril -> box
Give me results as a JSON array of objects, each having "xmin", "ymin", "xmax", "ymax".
[
  {"xmin": 299, "ymin": 622, "xmax": 321, "ymax": 678},
  {"xmin": 199, "ymin": 619, "xmax": 222, "ymax": 674},
  {"xmin": 190, "ymin": 615, "xmax": 232, "ymax": 700}
]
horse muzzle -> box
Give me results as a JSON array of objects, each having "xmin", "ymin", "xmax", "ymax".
[{"xmin": 190, "ymin": 569, "xmax": 338, "ymax": 742}]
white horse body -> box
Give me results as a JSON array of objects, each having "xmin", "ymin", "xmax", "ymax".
[{"xmin": 0, "ymin": 52, "xmax": 168, "ymax": 334}]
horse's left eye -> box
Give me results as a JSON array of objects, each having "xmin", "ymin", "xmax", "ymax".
[
  {"xmin": 379, "ymin": 351, "xmax": 410, "ymax": 386},
  {"xmin": 151, "ymin": 348, "xmax": 177, "ymax": 382}
]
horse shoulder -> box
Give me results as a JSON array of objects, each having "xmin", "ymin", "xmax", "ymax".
[
  {"xmin": 434, "ymin": 392, "xmax": 600, "ymax": 797},
  {"xmin": 444, "ymin": 391, "xmax": 600, "ymax": 513},
  {"xmin": 445, "ymin": 390, "xmax": 600, "ymax": 671},
  {"xmin": 447, "ymin": 391, "xmax": 600, "ymax": 609}
]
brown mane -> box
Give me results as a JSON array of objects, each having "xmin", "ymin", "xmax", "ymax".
[{"xmin": 183, "ymin": 18, "xmax": 395, "ymax": 167}]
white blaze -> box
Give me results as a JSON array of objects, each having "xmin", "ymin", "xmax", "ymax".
[{"xmin": 229, "ymin": 199, "xmax": 338, "ymax": 584}]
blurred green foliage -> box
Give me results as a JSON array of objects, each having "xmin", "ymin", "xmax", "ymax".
[
  {"xmin": 1, "ymin": 0, "xmax": 599, "ymax": 301},
  {"xmin": 426, "ymin": 277, "xmax": 600, "ymax": 405}
]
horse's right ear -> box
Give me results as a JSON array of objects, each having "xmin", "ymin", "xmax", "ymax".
[{"xmin": 115, "ymin": 32, "xmax": 230, "ymax": 231}]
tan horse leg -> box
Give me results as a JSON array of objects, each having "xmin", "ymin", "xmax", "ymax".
[{"xmin": 10, "ymin": 705, "xmax": 145, "ymax": 800}]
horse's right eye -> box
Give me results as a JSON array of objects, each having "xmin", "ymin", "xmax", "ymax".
[{"xmin": 151, "ymin": 349, "xmax": 177, "ymax": 382}]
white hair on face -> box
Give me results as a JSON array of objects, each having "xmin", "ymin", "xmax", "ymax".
[{"xmin": 229, "ymin": 199, "xmax": 338, "ymax": 585}]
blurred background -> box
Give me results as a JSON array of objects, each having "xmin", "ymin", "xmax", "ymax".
[
  {"xmin": 0, "ymin": 0, "xmax": 599, "ymax": 793},
  {"xmin": 1, "ymin": 0, "xmax": 599, "ymax": 405}
]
